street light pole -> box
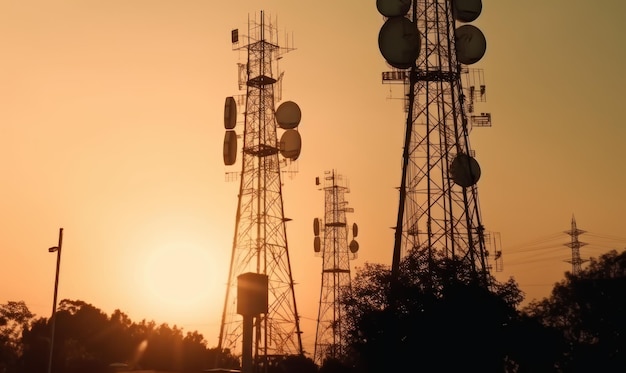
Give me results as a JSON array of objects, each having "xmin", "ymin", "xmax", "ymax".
[{"xmin": 47, "ymin": 228, "xmax": 63, "ymax": 373}]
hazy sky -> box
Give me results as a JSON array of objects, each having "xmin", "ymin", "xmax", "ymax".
[{"xmin": 1, "ymin": 0, "xmax": 625, "ymax": 355}]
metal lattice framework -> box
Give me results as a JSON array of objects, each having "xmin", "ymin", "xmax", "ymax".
[
  {"xmin": 388, "ymin": 0, "xmax": 490, "ymax": 284},
  {"xmin": 564, "ymin": 215, "xmax": 588, "ymax": 275},
  {"xmin": 313, "ymin": 171, "xmax": 356, "ymax": 365},
  {"xmin": 217, "ymin": 12, "xmax": 303, "ymax": 367}
]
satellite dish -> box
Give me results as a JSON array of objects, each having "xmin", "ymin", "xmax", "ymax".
[
  {"xmin": 452, "ymin": 0, "xmax": 482, "ymax": 22},
  {"xmin": 378, "ymin": 16, "xmax": 421, "ymax": 69},
  {"xmin": 275, "ymin": 101, "xmax": 301, "ymax": 129},
  {"xmin": 349, "ymin": 239, "xmax": 359, "ymax": 254},
  {"xmin": 313, "ymin": 218, "xmax": 320, "ymax": 236},
  {"xmin": 224, "ymin": 96, "xmax": 237, "ymax": 129},
  {"xmin": 223, "ymin": 130, "xmax": 237, "ymax": 166},
  {"xmin": 376, "ymin": 0, "xmax": 411, "ymax": 17},
  {"xmin": 352, "ymin": 223, "xmax": 359, "ymax": 238},
  {"xmin": 314, "ymin": 236, "xmax": 321, "ymax": 253},
  {"xmin": 449, "ymin": 153, "xmax": 481, "ymax": 187},
  {"xmin": 455, "ymin": 24, "xmax": 486, "ymax": 65},
  {"xmin": 279, "ymin": 129, "xmax": 302, "ymax": 160}
]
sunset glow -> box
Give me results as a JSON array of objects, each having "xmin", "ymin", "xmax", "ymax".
[
  {"xmin": 143, "ymin": 243, "xmax": 216, "ymax": 311},
  {"xmin": 1, "ymin": 0, "xmax": 625, "ymax": 355}
]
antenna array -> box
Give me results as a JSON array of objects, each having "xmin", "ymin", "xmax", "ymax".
[
  {"xmin": 217, "ymin": 10, "xmax": 304, "ymax": 369},
  {"xmin": 312, "ymin": 171, "xmax": 359, "ymax": 365},
  {"xmin": 376, "ymin": 0, "xmax": 492, "ymax": 283}
]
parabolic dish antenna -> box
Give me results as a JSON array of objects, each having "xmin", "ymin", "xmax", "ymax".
[
  {"xmin": 352, "ymin": 223, "xmax": 358, "ymax": 238},
  {"xmin": 279, "ymin": 129, "xmax": 302, "ymax": 160},
  {"xmin": 223, "ymin": 130, "xmax": 237, "ymax": 166},
  {"xmin": 275, "ymin": 101, "xmax": 301, "ymax": 129},
  {"xmin": 313, "ymin": 218, "xmax": 320, "ymax": 236},
  {"xmin": 224, "ymin": 96, "xmax": 237, "ymax": 129},
  {"xmin": 378, "ymin": 16, "xmax": 421, "ymax": 69},
  {"xmin": 314, "ymin": 236, "xmax": 321, "ymax": 253},
  {"xmin": 455, "ymin": 24, "xmax": 486, "ymax": 65},
  {"xmin": 349, "ymin": 239, "xmax": 359, "ymax": 254},
  {"xmin": 376, "ymin": 0, "xmax": 411, "ymax": 17},
  {"xmin": 452, "ymin": 0, "xmax": 482, "ymax": 23},
  {"xmin": 449, "ymin": 153, "xmax": 481, "ymax": 187}
]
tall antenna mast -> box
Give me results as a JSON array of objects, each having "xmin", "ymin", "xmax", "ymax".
[
  {"xmin": 564, "ymin": 214, "xmax": 588, "ymax": 275},
  {"xmin": 218, "ymin": 10, "xmax": 303, "ymax": 370},
  {"xmin": 376, "ymin": 0, "xmax": 491, "ymax": 284},
  {"xmin": 312, "ymin": 171, "xmax": 359, "ymax": 365}
]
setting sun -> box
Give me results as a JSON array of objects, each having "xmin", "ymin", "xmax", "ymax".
[
  {"xmin": 142, "ymin": 242, "xmax": 217, "ymax": 313},
  {"xmin": 2, "ymin": 1, "xmax": 626, "ymax": 366}
]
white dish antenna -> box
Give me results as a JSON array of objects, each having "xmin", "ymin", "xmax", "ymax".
[
  {"xmin": 276, "ymin": 101, "xmax": 301, "ymax": 129},
  {"xmin": 279, "ymin": 129, "xmax": 302, "ymax": 160},
  {"xmin": 449, "ymin": 153, "xmax": 481, "ymax": 187},
  {"xmin": 224, "ymin": 96, "xmax": 237, "ymax": 129},
  {"xmin": 452, "ymin": 0, "xmax": 482, "ymax": 23},
  {"xmin": 223, "ymin": 130, "xmax": 237, "ymax": 166},
  {"xmin": 455, "ymin": 24, "xmax": 486, "ymax": 65},
  {"xmin": 378, "ymin": 16, "xmax": 421, "ymax": 69},
  {"xmin": 376, "ymin": 0, "xmax": 411, "ymax": 17}
]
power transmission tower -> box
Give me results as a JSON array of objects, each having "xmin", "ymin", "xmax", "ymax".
[
  {"xmin": 376, "ymin": 0, "xmax": 492, "ymax": 284},
  {"xmin": 564, "ymin": 214, "xmax": 589, "ymax": 275},
  {"xmin": 218, "ymin": 11, "xmax": 304, "ymax": 370},
  {"xmin": 312, "ymin": 171, "xmax": 359, "ymax": 365}
]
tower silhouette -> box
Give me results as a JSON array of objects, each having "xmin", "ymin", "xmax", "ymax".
[
  {"xmin": 564, "ymin": 215, "xmax": 588, "ymax": 275},
  {"xmin": 376, "ymin": 0, "xmax": 491, "ymax": 283},
  {"xmin": 312, "ymin": 171, "xmax": 359, "ymax": 365},
  {"xmin": 218, "ymin": 11, "xmax": 304, "ymax": 368}
]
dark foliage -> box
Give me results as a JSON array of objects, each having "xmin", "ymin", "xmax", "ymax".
[
  {"xmin": 319, "ymin": 357, "xmax": 356, "ymax": 373},
  {"xmin": 271, "ymin": 354, "xmax": 317, "ymax": 373},
  {"xmin": 0, "ymin": 301, "xmax": 35, "ymax": 373},
  {"xmin": 523, "ymin": 249, "xmax": 626, "ymax": 372},
  {"xmin": 1, "ymin": 299, "xmax": 238, "ymax": 373},
  {"xmin": 341, "ymin": 247, "xmax": 558, "ymax": 373}
]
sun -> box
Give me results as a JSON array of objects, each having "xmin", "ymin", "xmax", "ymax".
[{"xmin": 142, "ymin": 243, "xmax": 217, "ymax": 310}]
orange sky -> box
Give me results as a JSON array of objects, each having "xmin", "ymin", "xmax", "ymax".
[{"xmin": 1, "ymin": 0, "xmax": 625, "ymax": 356}]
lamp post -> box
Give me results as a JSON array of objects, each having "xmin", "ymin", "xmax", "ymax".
[{"xmin": 47, "ymin": 228, "xmax": 63, "ymax": 373}]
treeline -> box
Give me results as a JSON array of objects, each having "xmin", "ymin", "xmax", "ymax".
[
  {"xmin": 0, "ymin": 299, "xmax": 238, "ymax": 373},
  {"xmin": 2, "ymin": 248, "xmax": 625, "ymax": 373},
  {"xmin": 337, "ymin": 248, "xmax": 626, "ymax": 372}
]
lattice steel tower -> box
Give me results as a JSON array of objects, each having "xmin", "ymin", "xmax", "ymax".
[
  {"xmin": 376, "ymin": 0, "xmax": 491, "ymax": 283},
  {"xmin": 218, "ymin": 11, "xmax": 304, "ymax": 367},
  {"xmin": 564, "ymin": 215, "xmax": 588, "ymax": 275},
  {"xmin": 312, "ymin": 171, "xmax": 359, "ymax": 365}
]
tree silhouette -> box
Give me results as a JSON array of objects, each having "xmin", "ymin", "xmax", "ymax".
[
  {"xmin": 524, "ymin": 249, "xmax": 626, "ymax": 372},
  {"xmin": 270, "ymin": 354, "xmax": 317, "ymax": 373},
  {"xmin": 342, "ymin": 247, "xmax": 528, "ymax": 372},
  {"xmin": 8, "ymin": 298, "xmax": 239, "ymax": 373},
  {"xmin": 0, "ymin": 301, "xmax": 35, "ymax": 373},
  {"xmin": 20, "ymin": 317, "xmax": 50, "ymax": 373}
]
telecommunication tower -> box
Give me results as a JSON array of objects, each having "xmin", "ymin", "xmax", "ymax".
[
  {"xmin": 376, "ymin": 0, "xmax": 491, "ymax": 283},
  {"xmin": 564, "ymin": 215, "xmax": 588, "ymax": 275},
  {"xmin": 218, "ymin": 11, "xmax": 304, "ymax": 368},
  {"xmin": 312, "ymin": 171, "xmax": 359, "ymax": 365}
]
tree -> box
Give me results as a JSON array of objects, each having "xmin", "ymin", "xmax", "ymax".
[
  {"xmin": 55, "ymin": 299, "xmax": 111, "ymax": 371},
  {"xmin": 524, "ymin": 249, "xmax": 626, "ymax": 372},
  {"xmin": 15, "ymin": 299, "xmax": 239, "ymax": 372},
  {"xmin": 342, "ymin": 247, "xmax": 528, "ymax": 372},
  {"xmin": 319, "ymin": 357, "xmax": 356, "ymax": 373},
  {"xmin": 271, "ymin": 354, "xmax": 317, "ymax": 373},
  {"xmin": 20, "ymin": 317, "xmax": 50, "ymax": 373},
  {"xmin": 0, "ymin": 301, "xmax": 35, "ymax": 373}
]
